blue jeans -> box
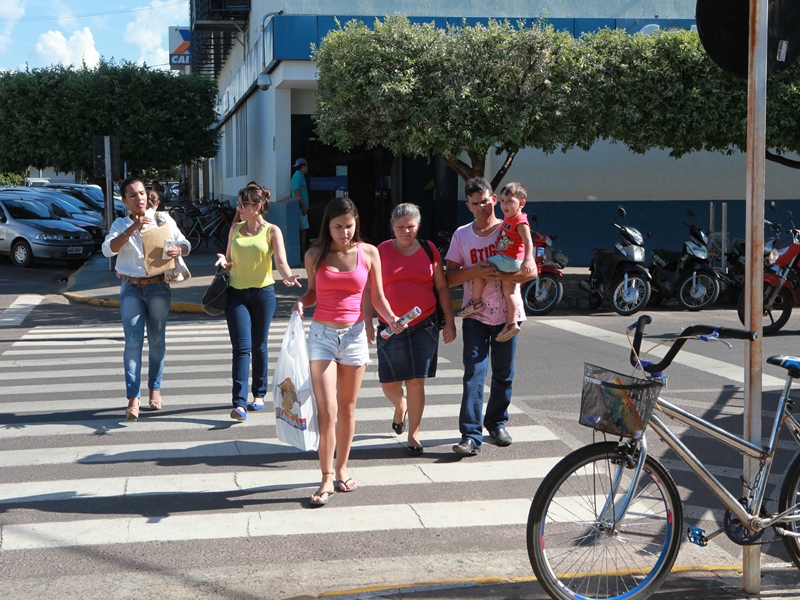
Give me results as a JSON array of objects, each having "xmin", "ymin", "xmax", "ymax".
[
  {"xmin": 460, "ymin": 317, "xmax": 517, "ymax": 448},
  {"xmin": 120, "ymin": 280, "xmax": 171, "ymax": 399},
  {"xmin": 225, "ymin": 286, "xmax": 276, "ymax": 410}
]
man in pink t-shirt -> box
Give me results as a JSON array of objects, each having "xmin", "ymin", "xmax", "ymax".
[{"xmin": 445, "ymin": 177, "xmax": 538, "ymax": 456}]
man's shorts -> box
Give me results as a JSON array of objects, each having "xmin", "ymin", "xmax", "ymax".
[
  {"xmin": 308, "ymin": 320, "xmax": 371, "ymax": 366},
  {"xmin": 488, "ymin": 253, "xmax": 522, "ymax": 273},
  {"xmin": 300, "ymin": 214, "xmax": 309, "ymax": 230}
]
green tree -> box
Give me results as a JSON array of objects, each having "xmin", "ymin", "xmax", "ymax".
[
  {"xmin": 313, "ymin": 15, "xmax": 585, "ymax": 189},
  {"xmin": 581, "ymin": 28, "xmax": 800, "ymax": 166},
  {"xmin": 0, "ymin": 60, "xmax": 220, "ymax": 178}
]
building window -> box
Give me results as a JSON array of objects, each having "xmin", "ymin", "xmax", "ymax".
[
  {"xmin": 235, "ymin": 105, "xmax": 247, "ymax": 177},
  {"xmin": 224, "ymin": 125, "xmax": 234, "ymax": 178}
]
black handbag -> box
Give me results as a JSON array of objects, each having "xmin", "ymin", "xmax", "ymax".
[
  {"xmin": 418, "ymin": 239, "xmax": 445, "ymax": 331},
  {"xmin": 202, "ymin": 266, "xmax": 230, "ymax": 316}
]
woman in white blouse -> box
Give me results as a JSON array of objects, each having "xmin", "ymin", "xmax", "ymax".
[{"xmin": 101, "ymin": 177, "xmax": 191, "ymax": 420}]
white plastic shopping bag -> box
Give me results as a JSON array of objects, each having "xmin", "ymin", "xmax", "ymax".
[{"xmin": 273, "ymin": 312, "xmax": 319, "ymax": 451}]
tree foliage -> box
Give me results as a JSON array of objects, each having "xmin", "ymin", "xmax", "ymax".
[
  {"xmin": 313, "ymin": 16, "xmax": 583, "ymax": 189},
  {"xmin": 314, "ymin": 18, "xmax": 800, "ymax": 185},
  {"xmin": 0, "ymin": 61, "xmax": 220, "ymax": 179}
]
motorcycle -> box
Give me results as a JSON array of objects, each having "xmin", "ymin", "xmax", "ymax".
[
  {"xmin": 719, "ymin": 201, "xmax": 782, "ymax": 303},
  {"xmin": 648, "ymin": 210, "xmax": 720, "ymax": 310},
  {"xmin": 579, "ymin": 207, "xmax": 652, "ymax": 316},
  {"xmin": 521, "ymin": 214, "xmax": 569, "ymax": 316},
  {"xmin": 737, "ymin": 209, "xmax": 800, "ymax": 334}
]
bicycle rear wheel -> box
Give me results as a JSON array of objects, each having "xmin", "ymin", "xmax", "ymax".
[
  {"xmin": 527, "ymin": 442, "xmax": 683, "ymax": 600},
  {"xmin": 779, "ymin": 452, "xmax": 800, "ymax": 570}
]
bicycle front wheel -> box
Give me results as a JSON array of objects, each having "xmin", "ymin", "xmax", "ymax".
[
  {"xmin": 527, "ymin": 442, "xmax": 683, "ymax": 600},
  {"xmin": 779, "ymin": 452, "xmax": 800, "ymax": 570}
]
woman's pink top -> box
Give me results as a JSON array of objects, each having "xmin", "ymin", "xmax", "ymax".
[
  {"xmin": 377, "ymin": 240, "xmax": 438, "ymax": 326},
  {"xmin": 313, "ymin": 243, "xmax": 369, "ymax": 323}
]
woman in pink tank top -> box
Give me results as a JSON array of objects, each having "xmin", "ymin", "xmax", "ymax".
[{"xmin": 293, "ymin": 198, "xmax": 405, "ymax": 507}]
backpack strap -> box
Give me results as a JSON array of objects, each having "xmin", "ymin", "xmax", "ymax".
[{"xmin": 418, "ymin": 239, "xmax": 435, "ymax": 264}]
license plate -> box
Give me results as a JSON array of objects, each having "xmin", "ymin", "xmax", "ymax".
[{"xmin": 68, "ymin": 246, "xmax": 83, "ymax": 255}]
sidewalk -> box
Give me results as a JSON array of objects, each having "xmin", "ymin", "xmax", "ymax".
[
  {"xmin": 64, "ymin": 246, "xmax": 307, "ymax": 316},
  {"xmin": 64, "ymin": 247, "xmax": 593, "ymax": 315}
]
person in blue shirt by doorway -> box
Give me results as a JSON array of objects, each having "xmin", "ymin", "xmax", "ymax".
[{"xmin": 291, "ymin": 158, "xmax": 310, "ymax": 253}]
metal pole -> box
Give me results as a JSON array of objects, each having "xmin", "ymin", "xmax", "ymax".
[
  {"xmin": 743, "ymin": 0, "xmax": 767, "ymax": 592},
  {"xmin": 104, "ymin": 136, "xmax": 114, "ymax": 271}
]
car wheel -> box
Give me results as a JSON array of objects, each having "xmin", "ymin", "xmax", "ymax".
[{"xmin": 11, "ymin": 240, "xmax": 33, "ymax": 268}]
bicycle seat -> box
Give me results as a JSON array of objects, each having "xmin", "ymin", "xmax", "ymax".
[{"xmin": 767, "ymin": 355, "xmax": 800, "ymax": 379}]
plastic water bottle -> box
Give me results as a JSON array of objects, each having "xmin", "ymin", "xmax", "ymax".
[{"xmin": 380, "ymin": 306, "xmax": 421, "ymax": 339}]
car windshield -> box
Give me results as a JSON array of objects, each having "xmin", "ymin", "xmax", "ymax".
[{"xmin": 1, "ymin": 198, "xmax": 55, "ymax": 220}]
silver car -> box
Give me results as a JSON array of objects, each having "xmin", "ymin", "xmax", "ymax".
[{"xmin": 0, "ymin": 196, "xmax": 94, "ymax": 267}]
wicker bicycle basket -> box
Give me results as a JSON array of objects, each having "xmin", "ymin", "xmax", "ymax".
[{"xmin": 579, "ymin": 363, "xmax": 662, "ymax": 438}]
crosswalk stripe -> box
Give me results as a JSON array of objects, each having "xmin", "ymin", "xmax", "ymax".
[
  {"xmin": 1, "ymin": 498, "xmax": 534, "ymax": 550},
  {"xmin": 0, "ymin": 403, "xmax": 526, "ymax": 439},
  {"xmin": 0, "ymin": 294, "xmax": 45, "ymax": 327},
  {"xmin": 540, "ymin": 319, "xmax": 786, "ymax": 388},
  {"xmin": 0, "ymin": 425, "xmax": 556, "ymax": 468},
  {"xmin": 0, "ymin": 365, "xmax": 463, "ymax": 382},
  {"xmin": 0, "ymin": 457, "xmax": 562, "ymax": 505},
  {"xmin": 0, "ymin": 385, "xmax": 472, "ymax": 413}
]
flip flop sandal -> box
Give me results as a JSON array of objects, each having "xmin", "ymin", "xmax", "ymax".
[
  {"xmin": 310, "ymin": 488, "xmax": 335, "ymax": 506},
  {"xmin": 336, "ymin": 478, "xmax": 357, "ymax": 493}
]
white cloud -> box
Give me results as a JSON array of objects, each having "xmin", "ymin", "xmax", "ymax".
[
  {"xmin": 0, "ymin": 0, "xmax": 26, "ymax": 53},
  {"xmin": 123, "ymin": 0, "xmax": 188, "ymax": 69},
  {"xmin": 32, "ymin": 27, "xmax": 101, "ymax": 68}
]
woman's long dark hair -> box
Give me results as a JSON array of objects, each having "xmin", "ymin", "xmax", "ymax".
[{"xmin": 312, "ymin": 197, "xmax": 361, "ymax": 271}]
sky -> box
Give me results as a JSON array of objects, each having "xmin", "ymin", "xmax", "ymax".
[{"xmin": 0, "ymin": 0, "xmax": 190, "ymax": 71}]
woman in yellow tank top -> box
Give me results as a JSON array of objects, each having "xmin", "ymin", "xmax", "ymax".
[{"xmin": 216, "ymin": 186, "xmax": 300, "ymax": 420}]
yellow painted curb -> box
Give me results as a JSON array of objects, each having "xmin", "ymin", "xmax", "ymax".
[{"xmin": 314, "ymin": 566, "xmax": 750, "ymax": 598}]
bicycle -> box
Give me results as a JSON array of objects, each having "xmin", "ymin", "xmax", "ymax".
[{"xmin": 526, "ymin": 314, "xmax": 800, "ymax": 600}]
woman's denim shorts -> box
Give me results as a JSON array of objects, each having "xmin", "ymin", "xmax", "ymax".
[
  {"xmin": 308, "ymin": 320, "xmax": 372, "ymax": 367},
  {"xmin": 376, "ymin": 315, "xmax": 439, "ymax": 383}
]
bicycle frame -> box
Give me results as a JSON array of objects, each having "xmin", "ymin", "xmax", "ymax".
[{"xmin": 613, "ymin": 373, "xmax": 800, "ymax": 540}]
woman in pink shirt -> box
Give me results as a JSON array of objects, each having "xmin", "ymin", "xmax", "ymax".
[
  {"xmin": 365, "ymin": 203, "xmax": 456, "ymax": 456},
  {"xmin": 293, "ymin": 197, "xmax": 404, "ymax": 507}
]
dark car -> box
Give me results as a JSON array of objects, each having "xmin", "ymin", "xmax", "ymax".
[
  {"xmin": 7, "ymin": 190, "xmax": 107, "ymax": 248},
  {"xmin": 45, "ymin": 183, "xmax": 126, "ymax": 217},
  {"xmin": 0, "ymin": 195, "xmax": 94, "ymax": 267}
]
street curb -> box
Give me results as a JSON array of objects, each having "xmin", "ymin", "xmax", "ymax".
[{"xmin": 306, "ymin": 565, "xmax": 750, "ymax": 599}]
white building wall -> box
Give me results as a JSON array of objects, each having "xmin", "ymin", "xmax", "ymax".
[
  {"xmin": 252, "ymin": 0, "xmax": 693, "ymax": 19},
  {"xmin": 206, "ymin": 1, "xmax": 800, "ymax": 207}
]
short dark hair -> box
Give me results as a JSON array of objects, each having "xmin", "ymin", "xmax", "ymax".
[
  {"xmin": 119, "ymin": 177, "xmax": 144, "ymax": 198},
  {"xmin": 499, "ymin": 182, "xmax": 527, "ymax": 200},
  {"xmin": 464, "ymin": 177, "xmax": 492, "ymax": 198}
]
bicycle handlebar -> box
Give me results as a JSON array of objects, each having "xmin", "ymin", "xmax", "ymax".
[{"xmin": 629, "ymin": 314, "xmax": 756, "ymax": 373}]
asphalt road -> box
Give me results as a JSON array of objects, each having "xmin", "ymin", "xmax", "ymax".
[{"xmin": 0, "ymin": 277, "xmax": 798, "ymax": 599}]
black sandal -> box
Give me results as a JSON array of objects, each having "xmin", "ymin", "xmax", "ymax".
[
  {"xmin": 392, "ymin": 410, "xmax": 408, "ymax": 435},
  {"xmin": 407, "ymin": 445, "xmax": 424, "ymax": 457},
  {"xmin": 310, "ymin": 488, "xmax": 335, "ymax": 506}
]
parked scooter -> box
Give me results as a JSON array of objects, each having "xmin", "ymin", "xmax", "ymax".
[
  {"xmin": 737, "ymin": 208, "xmax": 800, "ymax": 334},
  {"xmin": 718, "ymin": 201, "xmax": 782, "ymax": 303},
  {"xmin": 579, "ymin": 207, "xmax": 652, "ymax": 316},
  {"xmin": 521, "ymin": 215, "xmax": 569, "ymax": 316},
  {"xmin": 648, "ymin": 210, "xmax": 720, "ymax": 310}
]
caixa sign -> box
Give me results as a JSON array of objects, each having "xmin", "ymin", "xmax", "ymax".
[{"xmin": 169, "ymin": 26, "xmax": 191, "ymax": 70}]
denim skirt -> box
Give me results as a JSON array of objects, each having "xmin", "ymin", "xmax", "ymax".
[{"xmin": 376, "ymin": 315, "xmax": 439, "ymax": 383}]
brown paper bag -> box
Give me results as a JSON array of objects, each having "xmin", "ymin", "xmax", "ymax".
[{"xmin": 141, "ymin": 224, "xmax": 176, "ymax": 276}]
